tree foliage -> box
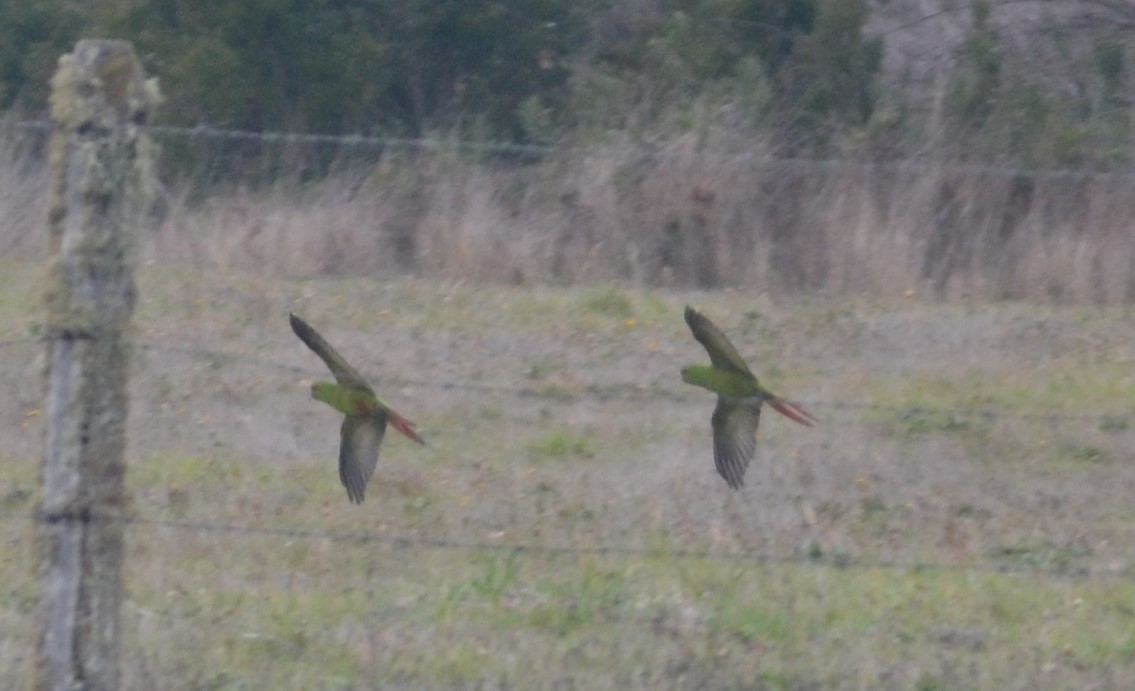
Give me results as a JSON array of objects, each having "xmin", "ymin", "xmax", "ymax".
[
  {"xmin": 940, "ymin": 0, "xmax": 1131, "ymax": 168},
  {"xmin": 0, "ymin": 0, "xmax": 86, "ymax": 111},
  {"xmin": 0, "ymin": 0, "xmax": 1128, "ymax": 164},
  {"xmin": 98, "ymin": 0, "xmax": 583, "ymax": 140}
]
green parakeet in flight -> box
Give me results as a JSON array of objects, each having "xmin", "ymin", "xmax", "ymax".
[
  {"xmin": 681, "ymin": 306, "xmax": 817, "ymax": 489},
  {"xmin": 290, "ymin": 313, "xmax": 426, "ymax": 504}
]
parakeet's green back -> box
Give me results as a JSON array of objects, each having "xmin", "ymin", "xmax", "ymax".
[
  {"xmin": 681, "ymin": 364, "xmax": 760, "ymax": 399},
  {"xmin": 312, "ymin": 381, "xmax": 378, "ymax": 417}
]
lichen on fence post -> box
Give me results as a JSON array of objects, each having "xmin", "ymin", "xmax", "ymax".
[{"xmin": 34, "ymin": 40, "xmax": 160, "ymax": 691}]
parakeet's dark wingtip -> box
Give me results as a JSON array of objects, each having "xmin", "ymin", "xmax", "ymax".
[
  {"xmin": 685, "ymin": 304, "xmax": 714, "ymax": 331},
  {"xmin": 345, "ymin": 480, "xmax": 366, "ymax": 504},
  {"xmin": 289, "ymin": 313, "xmax": 318, "ymax": 344}
]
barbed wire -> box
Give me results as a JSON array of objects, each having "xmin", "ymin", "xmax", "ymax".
[
  {"xmin": 1, "ymin": 119, "xmax": 557, "ymax": 156},
  {"xmin": 150, "ymin": 125, "xmax": 558, "ymax": 157},
  {"xmin": 5, "ymin": 118, "xmax": 1135, "ymax": 182},
  {"xmin": 0, "ymin": 507, "xmax": 1120, "ymax": 584},
  {"xmin": 0, "ymin": 336, "xmax": 38, "ymax": 349},
  {"xmin": 119, "ymin": 340, "xmax": 1135, "ymax": 424},
  {"xmin": 4, "ymin": 336, "xmax": 1128, "ymax": 425}
]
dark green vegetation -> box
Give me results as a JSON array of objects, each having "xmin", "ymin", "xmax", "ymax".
[
  {"xmin": 3, "ymin": 261, "xmax": 1135, "ymax": 687},
  {"xmin": 3, "ymin": 1, "xmax": 1133, "ymax": 166}
]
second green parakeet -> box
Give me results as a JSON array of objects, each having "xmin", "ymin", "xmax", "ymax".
[
  {"xmin": 682, "ymin": 306, "xmax": 816, "ymax": 489},
  {"xmin": 290, "ymin": 313, "xmax": 425, "ymax": 503}
]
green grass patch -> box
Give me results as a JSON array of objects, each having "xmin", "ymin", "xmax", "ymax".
[
  {"xmin": 528, "ymin": 427, "xmax": 598, "ymax": 461},
  {"xmin": 990, "ymin": 542, "xmax": 1094, "ymax": 574},
  {"xmin": 863, "ymin": 365, "xmax": 1135, "ymax": 420}
]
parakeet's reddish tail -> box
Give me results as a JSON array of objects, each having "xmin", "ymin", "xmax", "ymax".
[
  {"xmin": 767, "ymin": 396, "xmax": 818, "ymax": 427},
  {"xmin": 389, "ymin": 411, "xmax": 426, "ymax": 445}
]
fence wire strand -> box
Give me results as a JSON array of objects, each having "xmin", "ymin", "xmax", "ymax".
[
  {"xmin": 0, "ymin": 508, "xmax": 1122, "ymax": 584},
  {"xmin": 3, "ymin": 336, "xmax": 1127, "ymax": 424},
  {"xmin": 6, "ymin": 119, "xmax": 1135, "ymax": 182}
]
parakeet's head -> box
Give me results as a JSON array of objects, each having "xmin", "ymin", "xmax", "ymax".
[
  {"xmin": 681, "ymin": 364, "xmax": 713, "ymax": 387},
  {"xmin": 311, "ymin": 381, "xmax": 337, "ymax": 404}
]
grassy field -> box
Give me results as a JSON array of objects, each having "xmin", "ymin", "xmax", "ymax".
[{"xmin": 3, "ymin": 258, "xmax": 1135, "ymax": 689}]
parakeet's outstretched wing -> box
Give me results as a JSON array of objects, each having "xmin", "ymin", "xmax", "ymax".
[
  {"xmin": 290, "ymin": 313, "xmax": 371, "ymax": 389},
  {"xmin": 684, "ymin": 306, "xmax": 753, "ymax": 376},
  {"xmin": 339, "ymin": 414, "xmax": 387, "ymax": 504},
  {"xmin": 711, "ymin": 398, "xmax": 762, "ymax": 489}
]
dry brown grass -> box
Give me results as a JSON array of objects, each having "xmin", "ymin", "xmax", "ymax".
[
  {"xmin": 0, "ymin": 132, "xmax": 49, "ymax": 258},
  {"xmin": 5, "ymin": 131, "xmax": 1135, "ymax": 304}
]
